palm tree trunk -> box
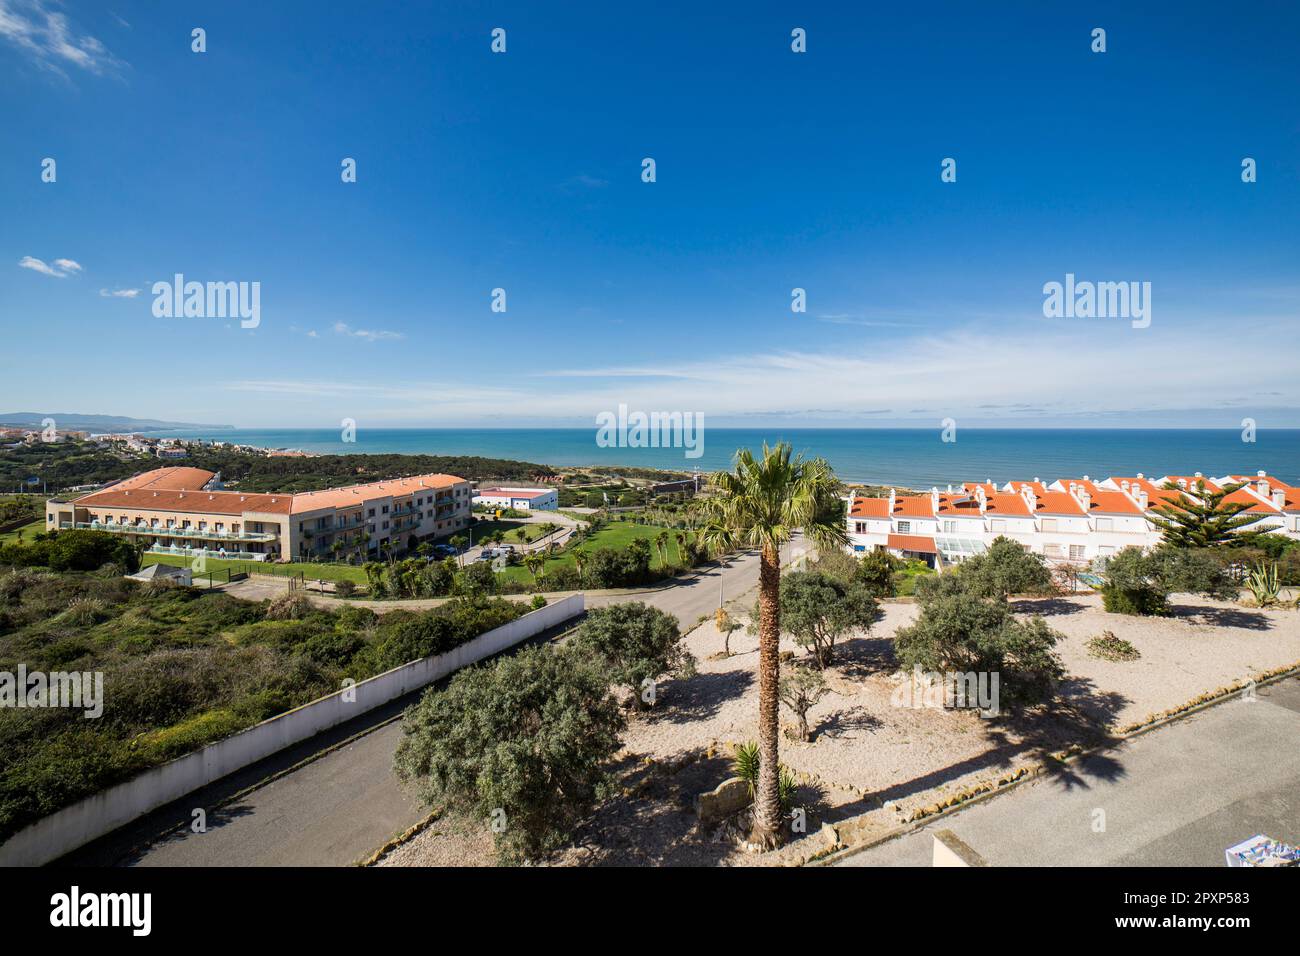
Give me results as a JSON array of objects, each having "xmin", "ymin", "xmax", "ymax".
[{"xmin": 751, "ymin": 542, "xmax": 784, "ymax": 849}]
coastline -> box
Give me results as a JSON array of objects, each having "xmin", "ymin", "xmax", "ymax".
[{"xmin": 141, "ymin": 426, "xmax": 1300, "ymax": 489}]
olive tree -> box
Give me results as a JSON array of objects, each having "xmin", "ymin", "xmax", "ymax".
[
  {"xmin": 393, "ymin": 644, "xmax": 624, "ymax": 863},
  {"xmin": 573, "ymin": 602, "xmax": 695, "ymax": 708}
]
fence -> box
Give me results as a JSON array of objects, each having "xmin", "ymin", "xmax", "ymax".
[{"xmin": 0, "ymin": 594, "xmax": 584, "ymax": 867}]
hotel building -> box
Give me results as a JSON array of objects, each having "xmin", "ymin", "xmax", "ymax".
[
  {"xmin": 847, "ymin": 470, "xmax": 1300, "ymax": 569},
  {"xmin": 472, "ymin": 486, "xmax": 559, "ymax": 511},
  {"xmin": 45, "ymin": 466, "xmax": 473, "ymax": 562}
]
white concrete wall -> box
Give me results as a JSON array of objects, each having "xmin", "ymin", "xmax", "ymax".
[{"xmin": 0, "ymin": 594, "xmax": 584, "ymax": 867}]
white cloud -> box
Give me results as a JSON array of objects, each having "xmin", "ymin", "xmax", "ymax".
[
  {"xmin": 0, "ymin": 1, "xmax": 124, "ymax": 77},
  {"xmin": 332, "ymin": 321, "xmax": 403, "ymax": 342},
  {"xmin": 99, "ymin": 287, "xmax": 140, "ymax": 298},
  {"xmin": 223, "ymin": 320, "xmax": 1300, "ymax": 426},
  {"xmin": 18, "ymin": 255, "xmax": 80, "ymax": 278}
]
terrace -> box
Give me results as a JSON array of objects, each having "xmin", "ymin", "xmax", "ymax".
[{"xmin": 75, "ymin": 520, "xmax": 277, "ymax": 543}]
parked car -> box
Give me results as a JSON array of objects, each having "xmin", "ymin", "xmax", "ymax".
[{"xmin": 432, "ymin": 544, "xmax": 457, "ymax": 558}]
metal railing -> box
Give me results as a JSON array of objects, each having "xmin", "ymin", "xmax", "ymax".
[{"xmin": 78, "ymin": 521, "xmax": 276, "ymax": 542}]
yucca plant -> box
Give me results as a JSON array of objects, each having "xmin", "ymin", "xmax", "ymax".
[
  {"xmin": 730, "ymin": 741, "xmax": 798, "ymax": 811},
  {"xmin": 1244, "ymin": 562, "xmax": 1281, "ymax": 607}
]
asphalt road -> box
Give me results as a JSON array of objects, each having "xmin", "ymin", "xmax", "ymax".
[
  {"xmin": 836, "ymin": 677, "xmax": 1300, "ymax": 867},
  {"xmin": 66, "ymin": 539, "xmax": 798, "ymax": 867}
]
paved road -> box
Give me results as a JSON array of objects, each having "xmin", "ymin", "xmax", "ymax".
[
  {"xmin": 837, "ymin": 677, "xmax": 1300, "ymax": 867},
  {"xmin": 68, "ymin": 538, "xmax": 799, "ymax": 866}
]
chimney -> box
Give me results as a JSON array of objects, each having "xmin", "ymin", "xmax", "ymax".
[
  {"xmin": 976, "ymin": 486, "xmax": 987, "ymax": 515},
  {"xmin": 1079, "ymin": 490, "xmax": 1091, "ymax": 512},
  {"xmin": 1257, "ymin": 478, "xmax": 1270, "ymax": 498},
  {"xmin": 1137, "ymin": 490, "xmax": 1149, "ymax": 510},
  {"xmin": 1272, "ymin": 489, "xmax": 1286, "ymax": 510},
  {"xmin": 1021, "ymin": 486, "xmax": 1037, "ymax": 513},
  {"xmin": 888, "ymin": 488, "xmax": 896, "ymax": 513},
  {"xmin": 931, "ymin": 487, "xmax": 940, "ymax": 514},
  {"xmin": 1194, "ymin": 471, "xmax": 1202, "ymax": 478},
  {"xmin": 1136, "ymin": 472, "xmax": 1145, "ymax": 480},
  {"xmin": 1258, "ymin": 469, "xmax": 1267, "ymax": 477}
]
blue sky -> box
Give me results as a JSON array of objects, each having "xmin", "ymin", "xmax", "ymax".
[{"xmin": 1, "ymin": 0, "xmax": 1298, "ymax": 429}]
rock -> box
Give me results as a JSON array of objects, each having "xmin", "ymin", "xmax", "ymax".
[{"xmin": 695, "ymin": 777, "xmax": 752, "ymax": 825}]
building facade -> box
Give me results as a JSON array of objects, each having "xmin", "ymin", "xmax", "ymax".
[
  {"xmin": 472, "ymin": 487, "xmax": 559, "ymax": 511},
  {"xmin": 847, "ymin": 470, "xmax": 1300, "ymax": 569},
  {"xmin": 45, "ymin": 466, "xmax": 473, "ymax": 563}
]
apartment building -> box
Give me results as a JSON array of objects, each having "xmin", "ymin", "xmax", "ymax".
[
  {"xmin": 45, "ymin": 466, "xmax": 473, "ymax": 562},
  {"xmin": 846, "ymin": 469, "xmax": 1300, "ymax": 569}
]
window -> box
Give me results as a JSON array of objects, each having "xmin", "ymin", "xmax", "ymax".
[
  {"xmin": 854, "ymin": 522, "xmax": 867, "ymax": 534},
  {"xmin": 942, "ymin": 520, "xmax": 957, "ymax": 533},
  {"xmin": 1044, "ymin": 543, "xmax": 1062, "ymax": 558},
  {"xmin": 1041, "ymin": 518, "xmax": 1058, "ymax": 532},
  {"xmin": 1095, "ymin": 517, "xmax": 1113, "ymax": 531},
  {"xmin": 367, "ymin": 508, "xmax": 375, "ymax": 518},
  {"xmin": 1069, "ymin": 544, "xmax": 1086, "ymax": 560},
  {"xmin": 897, "ymin": 520, "xmax": 911, "ymax": 534},
  {"xmin": 989, "ymin": 519, "xmax": 1007, "ymax": 533},
  {"xmin": 1099, "ymin": 545, "xmax": 1115, "ymax": 557},
  {"xmin": 382, "ymin": 505, "xmax": 390, "ymax": 514}
]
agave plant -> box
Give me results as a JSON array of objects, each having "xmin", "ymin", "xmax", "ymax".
[{"xmin": 1244, "ymin": 561, "xmax": 1281, "ymax": 607}]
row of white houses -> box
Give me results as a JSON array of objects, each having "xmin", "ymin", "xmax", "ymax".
[{"xmin": 845, "ymin": 470, "xmax": 1300, "ymax": 569}]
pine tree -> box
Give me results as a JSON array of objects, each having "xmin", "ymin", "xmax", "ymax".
[{"xmin": 1150, "ymin": 480, "xmax": 1260, "ymax": 548}]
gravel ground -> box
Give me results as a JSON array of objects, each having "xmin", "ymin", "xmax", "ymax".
[{"xmin": 378, "ymin": 592, "xmax": 1300, "ymax": 867}]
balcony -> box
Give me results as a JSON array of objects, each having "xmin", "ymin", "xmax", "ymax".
[
  {"xmin": 147, "ymin": 545, "xmax": 269, "ymax": 561},
  {"xmin": 77, "ymin": 521, "xmax": 277, "ymax": 543}
]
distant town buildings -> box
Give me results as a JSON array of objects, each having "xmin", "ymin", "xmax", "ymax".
[{"xmin": 847, "ymin": 471, "xmax": 1300, "ymax": 569}]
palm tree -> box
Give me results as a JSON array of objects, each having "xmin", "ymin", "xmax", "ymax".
[
  {"xmin": 523, "ymin": 552, "xmax": 546, "ymax": 586},
  {"xmin": 699, "ymin": 442, "xmax": 845, "ymax": 849},
  {"xmin": 654, "ymin": 529, "xmax": 669, "ymax": 567},
  {"xmin": 673, "ymin": 530, "xmax": 687, "ymax": 565},
  {"xmin": 573, "ymin": 549, "xmax": 587, "ymax": 585},
  {"xmin": 449, "ymin": 534, "xmax": 468, "ymax": 568}
]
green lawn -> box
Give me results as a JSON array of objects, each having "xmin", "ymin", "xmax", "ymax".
[
  {"xmin": 0, "ymin": 518, "xmax": 46, "ymax": 546},
  {"xmin": 470, "ymin": 519, "xmax": 563, "ymax": 546},
  {"xmin": 143, "ymin": 553, "xmax": 369, "ymax": 583},
  {"xmin": 495, "ymin": 521, "xmax": 684, "ymax": 585}
]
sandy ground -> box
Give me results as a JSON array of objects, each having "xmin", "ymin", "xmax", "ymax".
[{"xmin": 379, "ymin": 592, "xmax": 1300, "ymax": 867}]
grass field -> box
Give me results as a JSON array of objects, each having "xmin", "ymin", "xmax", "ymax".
[
  {"xmin": 495, "ymin": 520, "xmax": 683, "ymax": 585},
  {"xmin": 0, "ymin": 518, "xmax": 45, "ymax": 546},
  {"xmin": 470, "ymin": 519, "xmax": 563, "ymax": 546},
  {"xmin": 144, "ymin": 552, "xmax": 370, "ymax": 583}
]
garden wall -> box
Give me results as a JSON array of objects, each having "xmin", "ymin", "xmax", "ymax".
[{"xmin": 0, "ymin": 594, "xmax": 584, "ymax": 866}]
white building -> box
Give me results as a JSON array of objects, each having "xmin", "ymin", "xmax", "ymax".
[
  {"xmin": 473, "ymin": 487, "xmax": 559, "ymax": 511},
  {"xmin": 846, "ymin": 470, "xmax": 1300, "ymax": 569}
]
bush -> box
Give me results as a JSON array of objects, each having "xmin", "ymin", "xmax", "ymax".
[
  {"xmin": 393, "ymin": 644, "xmax": 624, "ymax": 863},
  {"xmin": 334, "ymin": 579, "xmax": 357, "ymax": 598},
  {"xmin": 573, "ymin": 602, "xmax": 694, "ymax": 707},
  {"xmin": 0, "ymin": 529, "xmax": 139, "ymax": 573},
  {"xmin": 1100, "ymin": 546, "xmax": 1237, "ymax": 616},
  {"xmin": 894, "ymin": 586, "xmax": 1064, "ymax": 708},
  {"xmin": 954, "ymin": 536, "xmax": 1052, "ymax": 601},
  {"xmin": 1086, "ymin": 631, "xmax": 1141, "ymax": 662},
  {"xmin": 530, "ymin": 594, "xmax": 548, "ymax": 610}
]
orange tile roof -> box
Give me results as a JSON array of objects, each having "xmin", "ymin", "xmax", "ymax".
[
  {"xmin": 288, "ymin": 473, "xmax": 464, "ymax": 513},
  {"xmin": 848, "ymin": 497, "xmax": 889, "ymax": 518},
  {"xmin": 887, "ymin": 533, "xmax": 937, "ymax": 554},
  {"xmin": 104, "ymin": 467, "xmax": 216, "ymax": 492},
  {"xmin": 1032, "ymin": 491, "xmax": 1085, "ymax": 515},
  {"xmin": 76, "ymin": 488, "xmax": 293, "ymax": 516},
  {"xmin": 1225, "ymin": 474, "xmax": 1294, "ymax": 489},
  {"xmin": 72, "ymin": 467, "xmax": 465, "ymax": 518}
]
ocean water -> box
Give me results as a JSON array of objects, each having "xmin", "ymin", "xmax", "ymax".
[{"xmin": 143, "ymin": 427, "xmax": 1300, "ymax": 489}]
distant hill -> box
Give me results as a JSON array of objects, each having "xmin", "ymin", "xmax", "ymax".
[{"xmin": 0, "ymin": 413, "xmax": 232, "ymax": 432}]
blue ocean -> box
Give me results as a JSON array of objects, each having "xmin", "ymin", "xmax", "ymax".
[{"xmin": 143, "ymin": 427, "xmax": 1300, "ymax": 490}]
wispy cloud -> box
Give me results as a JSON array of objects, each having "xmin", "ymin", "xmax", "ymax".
[
  {"xmin": 332, "ymin": 321, "xmax": 403, "ymax": 342},
  {"xmin": 99, "ymin": 287, "xmax": 139, "ymax": 298},
  {"xmin": 220, "ymin": 320, "xmax": 1300, "ymax": 426},
  {"xmin": 0, "ymin": 0, "xmax": 125, "ymax": 78},
  {"xmin": 18, "ymin": 255, "xmax": 80, "ymax": 278}
]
